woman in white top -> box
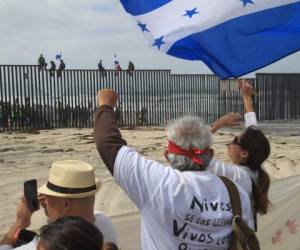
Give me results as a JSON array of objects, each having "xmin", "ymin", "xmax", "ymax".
[{"xmin": 208, "ymin": 80, "xmax": 271, "ymax": 229}]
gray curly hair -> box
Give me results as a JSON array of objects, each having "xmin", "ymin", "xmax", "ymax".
[{"xmin": 166, "ymin": 116, "xmax": 212, "ymax": 171}]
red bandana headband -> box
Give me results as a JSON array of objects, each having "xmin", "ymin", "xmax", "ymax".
[{"xmin": 167, "ymin": 140, "xmax": 210, "ymax": 166}]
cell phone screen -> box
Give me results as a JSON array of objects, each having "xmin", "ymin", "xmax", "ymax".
[{"xmin": 24, "ymin": 179, "xmax": 38, "ymax": 212}]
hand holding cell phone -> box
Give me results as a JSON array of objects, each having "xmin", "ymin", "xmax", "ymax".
[{"xmin": 15, "ymin": 197, "xmax": 32, "ymax": 230}]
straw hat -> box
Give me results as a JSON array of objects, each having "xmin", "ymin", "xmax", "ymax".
[{"xmin": 39, "ymin": 160, "xmax": 101, "ymax": 198}]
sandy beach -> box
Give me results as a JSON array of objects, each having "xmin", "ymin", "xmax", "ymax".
[{"xmin": 0, "ymin": 123, "xmax": 300, "ymax": 249}]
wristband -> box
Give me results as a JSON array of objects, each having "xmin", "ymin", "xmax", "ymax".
[{"xmin": 13, "ymin": 228, "xmax": 21, "ymax": 242}]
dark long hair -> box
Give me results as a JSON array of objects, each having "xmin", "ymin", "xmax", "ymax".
[
  {"xmin": 239, "ymin": 126, "xmax": 271, "ymax": 214},
  {"xmin": 38, "ymin": 216, "xmax": 118, "ymax": 250}
]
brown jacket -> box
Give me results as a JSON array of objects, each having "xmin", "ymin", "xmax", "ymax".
[{"xmin": 94, "ymin": 105, "xmax": 127, "ymax": 175}]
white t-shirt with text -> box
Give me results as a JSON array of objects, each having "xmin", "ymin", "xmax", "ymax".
[{"xmin": 115, "ymin": 146, "xmax": 252, "ymax": 250}]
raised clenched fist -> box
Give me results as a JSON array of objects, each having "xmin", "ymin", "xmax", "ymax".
[{"xmin": 97, "ymin": 89, "xmax": 118, "ymax": 108}]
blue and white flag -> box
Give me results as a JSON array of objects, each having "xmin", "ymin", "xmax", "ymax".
[
  {"xmin": 119, "ymin": 0, "xmax": 300, "ymax": 79},
  {"xmin": 114, "ymin": 54, "xmax": 119, "ymax": 65},
  {"xmin": 55, "ymin": 52, "xmax": 62, "ymax": 61}
]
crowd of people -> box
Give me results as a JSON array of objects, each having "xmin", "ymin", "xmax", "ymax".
[
  {"xmin": 38, "ymin": 54, "xmax": 135, "ymax": 78},
  {"xmin": 0, "ymin": 80, "xmax": 270, "ymax": 249},
  {"xmin": 38, "ymin": 55, "xmax": 65, "ymax": 78},
  {"xmin": 99, "ymin": 59, "xmax": 135, "ymax": 76},
  {"xmin": 0, "ymin": 100, "xmax": 148, "ymax": 131},
  {"xmin": 0, "ymin": 99, "xmax": 95, "ymax": 131}
]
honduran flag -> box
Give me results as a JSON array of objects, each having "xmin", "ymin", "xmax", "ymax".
[
  {"xmin": 56, "ymin": 52, "xmax": 62, "ymax": 61},
  {"xmin": 119, "ymin": 0, "xmax": 300, "ymax": 79}
]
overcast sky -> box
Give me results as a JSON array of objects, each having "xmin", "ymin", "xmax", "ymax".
[{"xmin": 0, "ymin": 0, "xmax": 299, "ymax": 76}]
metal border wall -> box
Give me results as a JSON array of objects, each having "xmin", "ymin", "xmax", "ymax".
[
  {"xmin": 256, "ymin": 73, "xmax": 300, "ymax": 121},
  {"xmin": 1, "ymin": 65, "xmax": 299, "ymax": 132},
  {"xmin": 0, "ymin": 66, "xmax": 219, "ymax": 131}
]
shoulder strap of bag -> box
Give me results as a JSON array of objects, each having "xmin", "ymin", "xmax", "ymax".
[
  {"xmin": 219, "ymin": 176, "xmax": 242, "ymax": 216},
  {"xmin": 219, "ymin": 176, "xmax": 241, "ymax": 250},
  {"xmin": 219, "ymin": 176, "xmax": 261, "ymax": 250}
]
